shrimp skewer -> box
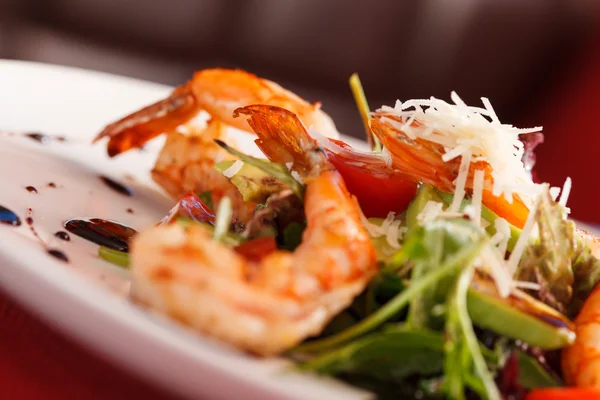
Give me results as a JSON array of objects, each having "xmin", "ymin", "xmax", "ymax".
[
  {"xmin": 131, "ymin": 105, "xmax": 377, "ymax": 355},
  {"xmin": 94, "ymin": 68, "xmax": 340, "ymax": 157}
]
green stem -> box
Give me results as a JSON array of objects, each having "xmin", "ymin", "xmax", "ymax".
[
  {"xmin": 349, "ymin": 73, "xmax": 381, "ymax": 152},
  {"xmin": 292, "ymin": 237, "xmax": 486, "ymax": 354},
  {"xmin": 98, "ymin": 246, "xmax": 130, "ymax": 268},
  {"xmin": 456, "ymin": 267, "xmax": 501, "ymax": 400}
]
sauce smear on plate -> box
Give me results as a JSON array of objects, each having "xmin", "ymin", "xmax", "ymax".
[{"xmin": 64, "ymin": 218, "xmax": 136, "ymax": 252}]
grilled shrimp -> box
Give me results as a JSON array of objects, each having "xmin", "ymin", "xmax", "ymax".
[
  {"xmin": 153, "ymin": 120, "xmax": 255, "ymax": 222},
  {"xmin": 130, "ymin": 105, "xmax": 377, "ymax": 355},
  {"xmin": 562, "ymin": 282, "xmax": 600, "ymax": 387},
  {"xmin": 94, "ymin": 68, "xmax": 340, "ymax": 157},
  {"xmin": 370, "ymin": 113, "xmax": 530, "ymax": 228}
]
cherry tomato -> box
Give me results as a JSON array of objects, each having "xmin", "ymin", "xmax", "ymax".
[
  {"xmin": 527, "ymin": 388, "xmax": 600, "ymax": 400},
  {"xmin": 326, "ymin": 139, "xmax": 418, "ymax": 218}
]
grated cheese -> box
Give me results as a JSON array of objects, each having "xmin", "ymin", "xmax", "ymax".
[
  {"xmin": 375, "ymin": 92, "xmax": 542, "ymax": 204},
  {"xmin": 386, "ymin": 220, "xmax": 405, "ymax": 249},
  {"xmin": 549, "ymin": 187, "xmax": 560, "ymax": 201},
  {"xmin": 512, "ymin": 280, "xmax": 541, "ymax": 291},
  {"xmin": 449, "ymin": 152, "xmax": 471, "ymax": 212},
  {"xmin": 559, "ymin": 177, "xmax": 572, "ymax": 207},
  {"xmin": 507, "ymin": 190, "xmax": 544, "ymax": 276},
  {"xmin": 472, "ymin": 169, "xmax": 485, "ymax": 226},
  {"xmin": 222, "ymin": 160, "xmax": 244, "ymax": 178},
  {"xmin": 494, "ymin": 218, "xmax": 511, "ymax": 258}
]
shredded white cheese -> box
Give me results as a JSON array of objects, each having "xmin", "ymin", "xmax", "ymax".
[
  {"xmin": 449, "ymin": 151, "xmax": 471, "ymax": 212},
  {"xmin": 376, "ymin": 92, "xmax": 542, "ymax": 204},
  {"xmin": 494, "ymin": 218, "xmax": 511, "ymax": 258},
  {"xmin": 471, "ymin": 169, "xmax": 485, "ymax": 226},
  {"xmin": 559, "ymin": 177, "xmax": 572, "ymax": 207},
  {"xmin": 222, "ymin": 160, "xmax": 244, "ymax": 178},
  {"xmin": 512, "ymin": 280, "xmax": 541, "ymax": 291},
  {"xmin": 507, "ymin": 190, "xmax": 544, "ymax": 276},
  {"xmin": 386, "ymin": 220, "xmax": 405, "ymax": 249},
  {"xmin": 549, "ymin": 187, "xmax": 561, "ymax": 201}
]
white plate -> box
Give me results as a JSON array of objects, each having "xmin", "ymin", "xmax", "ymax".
[{"xmin": 0, "ymin": 60, "xmax": 373, "ymax": 400}]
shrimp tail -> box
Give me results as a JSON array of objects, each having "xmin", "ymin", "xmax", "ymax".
[
  {"xmin": 94, "ymin": 85, "xmax": 200, "ymax": 157},
  {"xmin": 234, "ymin": 105, "xmax": 329, "ymax": 177}
]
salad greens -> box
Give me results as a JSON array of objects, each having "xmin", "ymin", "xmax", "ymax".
[
  {"xmin": 214, "ymin": 139, "xmax": 304, "ymax": 199},
  {"xmin": 285, "ymin": 180, "xmax": 586, "ymax": 399},
  {"xmin": 98, "ymin": 246, "xmax": 129, "ymax": 268}
]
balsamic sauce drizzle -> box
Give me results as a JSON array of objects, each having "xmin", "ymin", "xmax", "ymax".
[
  {"xmin": 99, "ymin": 176, "xmax": 133, "ymax": 197},
  {"xmin": 0, "ymin": 205, "xmax": 21, "ymax": 226},
  {"xmin": 25, "ymin": 208, "xmax": 69, "ymax": 263},
  {"xmin": 64, "ymin": 218, "xmax": 137, "ymax": 252}
]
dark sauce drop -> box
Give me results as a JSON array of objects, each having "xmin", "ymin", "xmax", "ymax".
[
  {"xmin": 25, "ymin": 132, "xmax": 51, "ymax": 144},
  {"xmin": 47, "ymin": 249, "xmax": 69, "ymax": 263},
  {"xmin": 54, "ymin": 231, "xmax": 70, "ymax": 241},
  {"xmin": 48, "ymin": 182, "xmax": 57, "ymax": 188},
  {"xmin": 64, "ymin": 218, "xmax": 137, "ymax": 252},
  {"xmin": 100, "ymin": 176, "xmax": 133, "ymax": 197},
  {"xmin": 25, "ymin": 186, "xmax": 37, "ymax": 193},
  {"xmin": 0, "ymin": 205, "xmax": 21, "ymax": 226}
]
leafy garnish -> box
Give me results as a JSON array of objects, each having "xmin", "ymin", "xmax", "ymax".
[
  {"xmin": 293, "ymin": 218, "xmax": 487, "ymax": 354},
  {"xmin": 197, "ymin": 191, "xmax": 214, "ymax": 210},
  {"xmin": 281, "ymin": 222, "xmax": 305, "ymax": 251},
  {"xmin": 215, "ymin": 160, "xmax": 286, "ymax": 203},
  {"xmin": 516, "ymin": 187, "xmax": 575, "ymax": 312},
  {"xmin": 568, "ymin": 245, "xmax": 600, "ymax": 317},
  {"xmin": 349, "ymin": 73, "xmax": 381, "ymax": 152},
  {"xmin": 516, "ymin": 350, "xmax": 562, "ymax": 389},
  {"xmin": 444, "ymin": 266, "xmax": 501, "ymax": 400},
  {"xmin": 214, "ymin": 140, "xmax": 304, "ymax": 199},
  {"xmin": 298, "ymin": 327, "xmax": 445, "ymax": 381}
]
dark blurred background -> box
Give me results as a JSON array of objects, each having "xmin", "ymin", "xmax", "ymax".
[{"xmin": 1, "ymin": 0, "xmax": 599, "ymax": 222}]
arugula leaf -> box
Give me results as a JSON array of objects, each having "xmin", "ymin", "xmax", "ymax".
[
  {"xmin": 215, "ymin": 140, "xmax": 304, "ymax": 199},
  {"xmin": 516, "ymin": 350, "xmax": 562, "ymax": 389},
  {"xmin": 281, "ymin": 222, "xmax": 305, "ymax": 251},
  {"xmin": 298, "ymin": 327, "xmax": 444, "ymax": 381},
  {"xmin": 197, "ymin": 190, "xmax": 213, "ymax": 210},
  {"xmin": 293, "ymin": 218, "xmax": 487, "ymax": 354},
  {"xmin": 444, "ymin": 266, "xmax": 501, "ymax": 400}
]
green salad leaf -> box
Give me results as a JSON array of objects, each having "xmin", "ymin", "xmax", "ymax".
[
  {"xmin": 293, "ymin": 218, "xmax": 487, "ymax": 354},
  {"xmin": 215, "ymin": 140, "xmax": 304, "ymax": 200},
  {"xmin": 299, "ymin": 327, "xmax": 444, "ymax": 381},
  {"xmin": 516, "ymin": 187, "xmax": 575, "ymax": 312}
]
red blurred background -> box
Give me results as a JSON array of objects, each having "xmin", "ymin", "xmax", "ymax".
[{"xmin": 1, "ymin": 0, "xmax": 599, "ymax": 223}]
